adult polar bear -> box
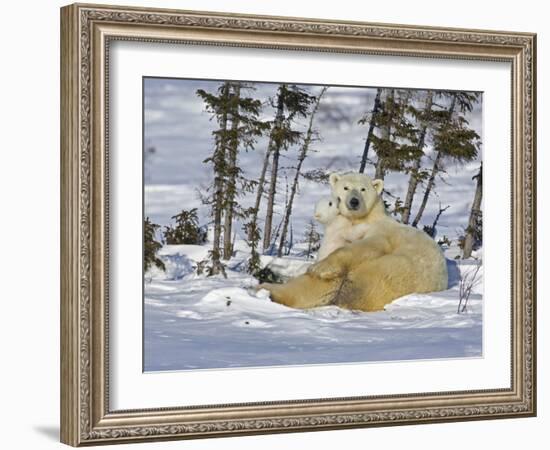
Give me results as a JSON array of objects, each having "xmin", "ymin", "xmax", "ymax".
[{"xmin": 259, "ymin": 172, "xmax": 448, "ymax": 312}]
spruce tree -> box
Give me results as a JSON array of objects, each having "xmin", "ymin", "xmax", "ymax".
[
  {"xmin": 277, "ymin": 86, "xmax": 328, "ymax": 257},
  {"xmin": 370, "ymin": 89, "xmax": 421, "ymax": 181},
  {"xmin": 196, "ymin": 82, "xmax": 232, "ymax": 276},
  {"xmin": 411, "ymin": 92, "xmax": 481, "ymax": 228},
  {"xmin": 198, "ymin": 81, "xmax": 268, "ymax": 272},
  {"xmin": 242, "ymin": 209, "xmax": 262, "ymax": 276},
  {"xmin": 221, "ymin": 83, "xmax": 269, "ymax": 260},
  {"xmin": 163, "ymin": 208, "xmax": 204, "ymax": 245},
  {"xmin": 262, "ymin": 84, "xmax": 316, "ymax": 253},
  {"xmin": 144, "ymin": 217, "xmax": 165, "ymax": 272},
  {"xmin": 304, "ymin": 220, "xmax": 321, "ymax": 259}
]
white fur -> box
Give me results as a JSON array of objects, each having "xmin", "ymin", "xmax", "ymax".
[
  {"xmin": 313, "ymin": 197, "xmax": 339, "ymax": 225},
  {"xmin": 314, "ymin": 197, "xmax": 369, "ymax": 260},
  {"xmin": 261, "ymin": 172, "xmax": 448, "ymax": 312},
  {"xmin": 345, "ymin": 222, "xmax": 370, "ymax": 242}
]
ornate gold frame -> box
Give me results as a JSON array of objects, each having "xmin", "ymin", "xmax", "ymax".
[{"xmin": 60, "ymin": 3, "xmax": 536, "ymax": 446}]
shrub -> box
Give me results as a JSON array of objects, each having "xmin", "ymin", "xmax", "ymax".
[
  {"xmin": 163, "ymin": 208, "xmax": 206, "ymax": 245},
  {"xmin": 144, "ymin": 217, "xmax": 165, "ymax": 272}
]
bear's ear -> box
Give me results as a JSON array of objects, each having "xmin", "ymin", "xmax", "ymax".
[
  {"xmin": 329, "ymin": 173, "xmax": 340, "ymax": 188},
  {"xmin": 372, "ymin": 179, "xmax": 384, "ymax": 195}
]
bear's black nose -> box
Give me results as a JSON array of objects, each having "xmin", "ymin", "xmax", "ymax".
[{"xmin": 349, "ymin": 197, "xmax": 360, "ymax": 209}]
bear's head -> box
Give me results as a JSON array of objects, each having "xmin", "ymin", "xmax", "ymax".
[
  {"xmin": 329, "ymin": 172, "xmax": 383, "ymax": 220},
  {"xmin": 314, "ymin": 196, "xmax": 340, "ymax": 225}
]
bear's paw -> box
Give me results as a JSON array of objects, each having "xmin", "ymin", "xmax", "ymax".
[{"xmin": 307, "ymin": 259, "xmax": 345, "ymax": 280}]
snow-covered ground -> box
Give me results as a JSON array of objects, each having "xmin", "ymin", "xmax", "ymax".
[
  {"xmin": 143, "ymin": 78, "xmax": 483, "ymax": 372},
  {"xmin": 144, "ymin": 244, "xmax": 482, "ymax": 372}
]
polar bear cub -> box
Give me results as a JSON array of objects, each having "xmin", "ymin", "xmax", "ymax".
[{"xmin": 314, "ymin": 196, "xmax": 369, "ymax": 260}]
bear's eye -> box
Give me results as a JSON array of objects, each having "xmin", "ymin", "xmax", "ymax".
[
  {"xmin": 344, "ymin": 186, "xmax": 349, "ymax": 191},
  {"xmin": 361, "ymin": 188, "xmax": 366, "ymax": 192},
  {"xmin": 329, "ymin": 202, "xmax": 332, "ymax": 206}
]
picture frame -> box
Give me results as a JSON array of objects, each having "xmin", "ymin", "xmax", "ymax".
[{"xmin": 60, "ymin": 2, "xmax": 536, "ymax": 446}]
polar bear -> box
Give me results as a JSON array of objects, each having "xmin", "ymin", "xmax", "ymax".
[
  {"xmin": 314, "ymin": 196, "xmax": 370, "ymax": 260},
  {"xmin": 259, "ymin": 172, "xmax": 448, "ymax": 312}
]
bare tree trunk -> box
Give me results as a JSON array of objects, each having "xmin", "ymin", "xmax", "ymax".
[
  {"xmin": 262, "ymin": 87, "xmax": 286, "ymax": 252},
  {"xmin": 374, "ymin": 89, "xmax": 393, "ymax": 181},
  {"xmin": 277, "ymin": 87, "xmax": 327, "ymax": 257},
  {"xmin": 263, "ymin": 145, "xmax": 280, "ymax": 252},
  {"xmin": 374, "ymin": 157, "xmax": 385, "ymax": 180},
  {"xmin": 210, "ymin": 83, "xmax": 230, "ymax": 275},
  {"xmin": 222, "ymin": 84, "xmax": 241, "ymax": 260},
  {"xmin": 462, "ymin": 164, "xmax": 482, "ymax": 258},
  {"xmin": 401, "ymin": 158, "xmax": 422, "ymax": 224},
  {"xmin": 411, "ymin": 94, "xmax": 457, "ymax": 228},
  {"xmin": 401, "ymin": 91, "xmax": 434, "ymax": 224},
  {"xmin": 359, "ymin": 88, "xmax": 382, "ymax": 173},
  {"xmin": 248, "ymin": 145, "xmax": 271, "ymax": 241},
  {"xmin": 411, "ymin": 151, "xmax": 442, "ymax": 228},
  {"xmin": 431, "ymin": 204, "xmax": 450, "ymax": 231}
]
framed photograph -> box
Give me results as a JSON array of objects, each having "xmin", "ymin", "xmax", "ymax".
[{"xmin": 60, "ymin": 3, "xmax": 536, "ymax": 446}]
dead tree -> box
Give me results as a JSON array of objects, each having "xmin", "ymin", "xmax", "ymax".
[
  {"xmin": 422, "ymin": 203, "xmax": 450, "ymax": 238},
  {"xmin": 262, "ymin": 85, "xmax": 315, "ymax": 252},
  {"xmin": 277, "ymin": 87, "xmax": 328, "ymax": 257},
  {"xmin": 462, "ymin": 163, "xmax": 483, "ymax": 258},
  {"xmin": 457, "ymin": 262, "xmax": 482, "ymax": 313}
]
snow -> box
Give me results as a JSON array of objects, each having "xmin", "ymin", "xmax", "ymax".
[
  {"xmin": 144, "ymin": 245, "xmax": 482, "ymax": 372},
  {"xmin": 143, "ymin": 78, "xmax": 484, "ymax": 372},
  {"xmin": 258, "ymin": 255, "xmax": 310, "ymax": 280}
]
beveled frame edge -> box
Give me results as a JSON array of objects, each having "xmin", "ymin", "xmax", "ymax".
[{"xmin": 60, "ymin": 2, "xmax": 536, "ymax": 446}]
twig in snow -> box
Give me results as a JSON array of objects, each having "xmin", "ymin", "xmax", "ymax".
[{"xmin": 457, "ymin": 261, "xmax": 482, "ymax": 314}]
